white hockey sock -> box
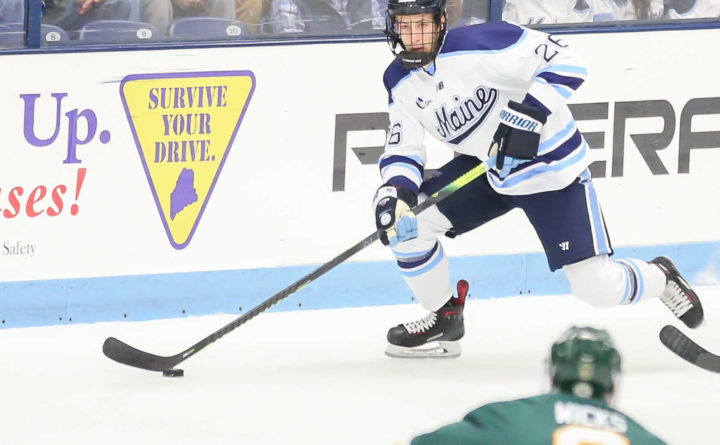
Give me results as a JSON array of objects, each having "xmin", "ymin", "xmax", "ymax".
[
  {"xmin": 613, "ymin": 257, "xmax": 666, "ymax": 304},
  {"xmin": 394, "ymin": 240, "xmax": 452, "ymax": 311},
  {"xmin": 563, "ymin": 254, "xmax": 666, "ymax": 308}
]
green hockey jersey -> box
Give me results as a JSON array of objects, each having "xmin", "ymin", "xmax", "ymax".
[{"xmin": 411, "ymin": 393, "xmax": 666, "ymax": 445}]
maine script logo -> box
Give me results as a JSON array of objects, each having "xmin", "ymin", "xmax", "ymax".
[
  {"xmin": 120, "ymin": 71, "xmax": 255, "ymax": 249},
  {"xmin": 435, "ymin": 85, "xmax": 498, "ymax": 145}
]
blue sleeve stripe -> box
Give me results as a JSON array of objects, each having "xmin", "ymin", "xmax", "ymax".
[
  {"xmin": 379, "ymin": 155, "xmax": 425, "ymax": 172},
  {"xmin": 522, "ymin": 94, "xmax": 552, "ymax": 116},
  {"xmin": 386, "ymin": 175, "xmax": 420, "ymax": 195},
  {"xmin": 537, "ymin": 71, "xmax": 584, "ymax": 90},
  {"xmin": 382, "ymin": 163, "xmax": 423, "ymax": 184},
  {"xmin": 494, "ymin": 139, "xmax": 587, "ymax": 188},
  {"xmin": 543, "ymin": 130, "xmax": 583, "ymax": 162},
  {"xmin": 538, "ymin": 65, "xmax": 587, "ymax": 77},
  {"xmin": 551, "ymin": 83, "xmax": 573, "ymax": 99},
  {"xmin": 539, "ymin": 119, "xmax": 576, "ymax": 151},
  {"xmin": 538, "ymin": 122, "xmax": 582, "ymax": 156},
  {"xmin": 379, "ymin": 153, "xmax": 425, "ymax": 166},
  {"xmin": 534, "ymin": 78, "xmax": 573, "ymax": 99}
]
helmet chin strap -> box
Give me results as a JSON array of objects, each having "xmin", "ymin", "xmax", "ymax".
[{"xmin": 396, "ymin": 48, "xmax": 435, "ymax": 69}]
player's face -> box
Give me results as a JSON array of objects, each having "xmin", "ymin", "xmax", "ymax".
[{"xmin": 396, "ymin": 13, "xmax": 440, "ymax": 53}]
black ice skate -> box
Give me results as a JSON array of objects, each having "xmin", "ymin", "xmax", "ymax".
[
  {"xmin": 385, "ymin": 280, "xmax": 468, "ymax": 358},
  {"xmin": 652, "ymin": 256, "xmax": 704, "ymax": 329}
]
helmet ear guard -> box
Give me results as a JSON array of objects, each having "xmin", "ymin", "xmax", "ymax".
[{"xmin": 384, "ymin": 0, "xmax": 447, "ymax": 69}]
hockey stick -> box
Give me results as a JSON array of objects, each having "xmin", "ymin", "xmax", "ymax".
[
  {"xmin": 659, "ymin": 325, "xmax": 720, "ymax": 373},
  {"xmin": 103, "ymin": 161, "xmax": 491, "ymax": 374}
]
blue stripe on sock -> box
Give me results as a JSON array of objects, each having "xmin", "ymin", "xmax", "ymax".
[
  {"xmin": 615, "ymin": 259, "xmax": 633, "ymax": 305},
  {"xmin": 400, "ymin": 244, "xmax": 445, "ymax": 277},
  {"xmin": 397, "ymin": 243, "xmax": 439, "ymax": 269},
  {"xmin": 624, "ymin": 259, "xmax": 645, "ymax": 303}
]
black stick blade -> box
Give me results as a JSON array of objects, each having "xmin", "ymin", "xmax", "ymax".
[
  {"xmin": 659, "ymin": 325, "xmax": 720, "ymax": 373},
  {"xmin": 103, "ymin": 337, "xmax": 184, "ymax": 372}
]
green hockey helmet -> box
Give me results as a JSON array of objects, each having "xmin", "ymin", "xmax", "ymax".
[{"xmin": 550, "ymin": 326, "xmax": 622, "ymax": 400}]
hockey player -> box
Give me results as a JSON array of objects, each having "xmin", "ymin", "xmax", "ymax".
[
  {"xmin": 374, "ymin": 0, "xmax": 704, "ymax": 358},
  {"xmin": 411, "ymin": 326, "xmax": 668, "ymax": 444}
]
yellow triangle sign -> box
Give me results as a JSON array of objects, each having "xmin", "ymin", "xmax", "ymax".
[{"xmin": 120, "ymin": 71, "xmax": 255, "ymax": 249}]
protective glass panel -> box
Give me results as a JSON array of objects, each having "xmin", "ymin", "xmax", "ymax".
[
  {"xmin": 502, "ymin": 0, "xmax": 720, "ymax": 26},
  {"xmin": 0, "ymin": 0, "xmax": 716, "ymax": 47}
]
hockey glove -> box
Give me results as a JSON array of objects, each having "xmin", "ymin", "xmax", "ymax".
[
  {"xmin": 489, "ymin": 101, "xmax": 547, "ymax": 179},
  {"xmin": 373, "ymin": 184, "xmax": 418, "ymax": 247}
]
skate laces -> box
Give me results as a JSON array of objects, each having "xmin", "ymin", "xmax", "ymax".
[
  {"xmin": 659, "ymin": 281, "xmax": 693, "ymax": 317},
  {"xmin": 403, "ymin": 312, "xmax": 437, "ymax": 334}
]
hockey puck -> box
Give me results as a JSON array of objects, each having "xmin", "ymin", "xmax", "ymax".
[{"xmin": 162, "ymin": 369, "xmax": 184, "ymax": 377}]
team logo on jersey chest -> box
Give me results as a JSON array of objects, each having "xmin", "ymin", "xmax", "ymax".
[
  {"xmin": 434, "ymin": 86, "xmax": 498, "ymax": 144},
  {"xmin": 416, "ymin": 97, "xmax": 433, "ymax": 109}
]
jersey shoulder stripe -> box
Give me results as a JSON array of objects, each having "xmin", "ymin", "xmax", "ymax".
[
  {"xmin": 383, "ymin": 60, "xmax": 413, "ymax": 103},
  {"xmin": 440, "ymin": 22, "xmax": 526, "ymax": 55},
  {"xmin": 382, "ymin": 21, "xmax": 526, "ymax": 98}
]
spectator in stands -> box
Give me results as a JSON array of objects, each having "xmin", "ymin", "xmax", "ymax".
[
  {"xmin": 48, "ymin": 0, "xmax": 141, "ymax": 30},
  {"xmin": 0, "ymin": 0, "xmax": 23, "ymax": 23},
  {"xmin": 235, "ymin": 0, "xmax": 265, "ymax": 33},
  {"xmin": 502, "ymin": 0, "xmax": 594, "ymax": 25},
  {"xmin": 0, "ymin": 0, "xmax": 139, "ymax": 31},
  {"xmin": 664, "ymin": 0, "xmax": 720, "ymax": 18},
  {"xmin": 263, "ymin": 0, "xmax": 381, "ymax": 35},
  {"xmin": 457, "ymin": 0, "xmax": 488, "ymax": 26},
  {"xmin": 141, "ymin": 0, "xmax": 235, "ymax": 36},
  {"xmin": 589, "ymin": 0, "xmax": 663, "ymax": 20},
  {"xmin": 625, "ymin": 0, "xmax": 664, "ymax": 19}
]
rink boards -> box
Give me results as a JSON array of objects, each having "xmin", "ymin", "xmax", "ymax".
[{"xmin": 1, "ymin": 28, "xmax": 719, "ymax": 327}]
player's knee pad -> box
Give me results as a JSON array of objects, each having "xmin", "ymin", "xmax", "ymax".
[{"xmin": 563, "ymin": 255, "xmax": 626, "ymax": 308}]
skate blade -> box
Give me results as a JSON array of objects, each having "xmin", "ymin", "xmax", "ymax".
[{"xmin": 385, "ymin": 341, "xmax": 461, "ymax": 359}]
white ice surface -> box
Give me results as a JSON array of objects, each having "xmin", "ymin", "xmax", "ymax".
[{"xmin": 2, "ymin": 287, "xmax": 720, "ymax": 445}]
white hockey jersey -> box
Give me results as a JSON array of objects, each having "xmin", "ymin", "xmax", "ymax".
[{"xmin": 380, "ymin": 22, "xmax": 591, "ymax": 196}]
